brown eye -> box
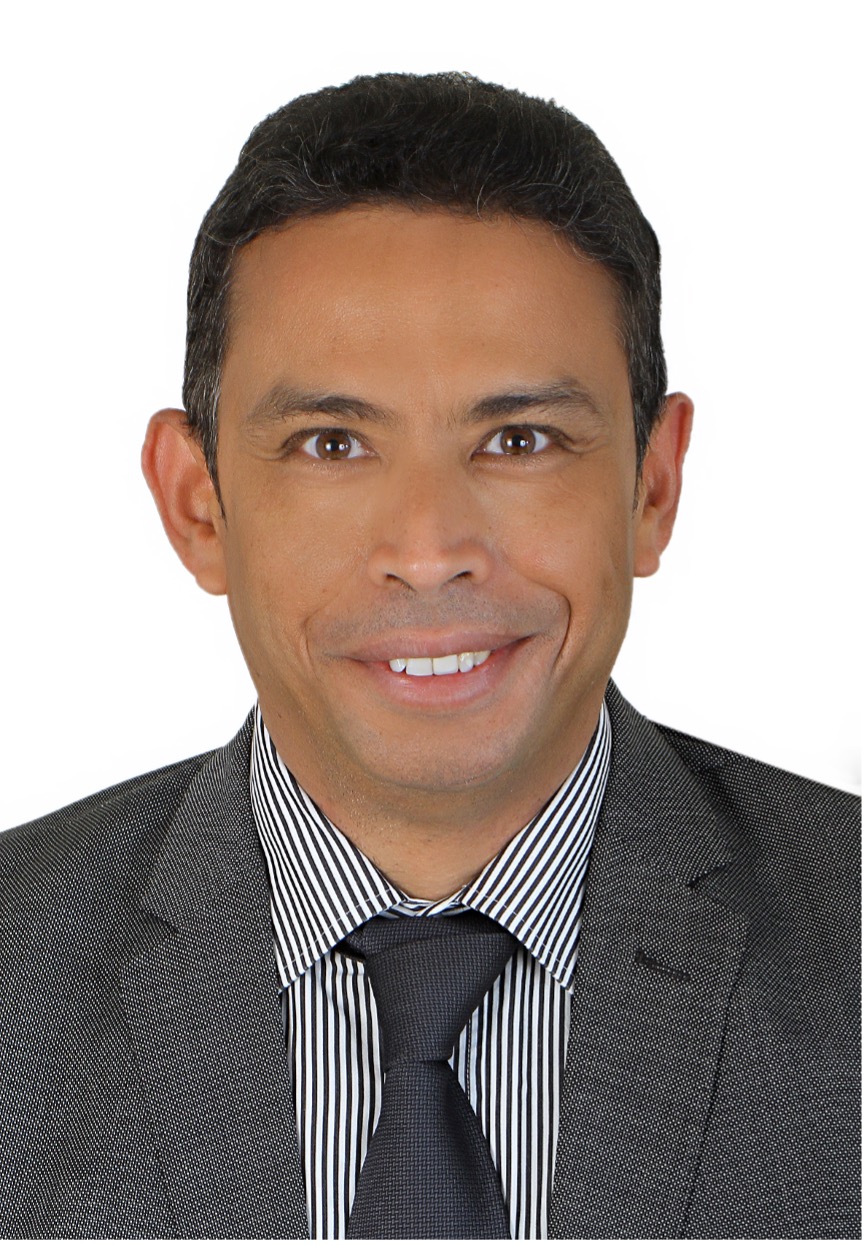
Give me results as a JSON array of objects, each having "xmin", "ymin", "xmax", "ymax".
[
  {"xmin": 501, "ymin": 427, "xmax": 537, "ymax": 454},
  {"xmin": 298, "ymin": 429, "xmax": 365, "ymax": 460},
  {"xmin": 482, "ymin": 426, "xmax": 553, "ymax": 456},
  {"xmin": 316, "ymin": 432, "xmax": 352, "ymax": 458}
]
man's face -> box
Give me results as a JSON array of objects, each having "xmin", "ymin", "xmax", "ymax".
[{"xmin": 212, "ymin": 206, "xmax": 655, "ymax": 812}]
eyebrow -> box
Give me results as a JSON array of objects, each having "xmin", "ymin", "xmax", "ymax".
[
  {"xmin": 244, "ymin": 387, "xmax": 393, "ymax": 428},
  {"xmin": 469, "ymin": 382, "xmax": 605, "ymax": 424},
  {"xmin": 243, "ymin": 380, "xmax": 607, "ymax": 430}
]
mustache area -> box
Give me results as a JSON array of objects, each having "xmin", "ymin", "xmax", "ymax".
[{"xmin": 317, "ymin": 593, "xmax": 564, "ymax": 658}]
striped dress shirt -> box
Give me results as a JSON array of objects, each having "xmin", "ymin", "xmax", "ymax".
[{"xmin": 250, "ymin": 702, "xmax": 611, "ymax": 1240}]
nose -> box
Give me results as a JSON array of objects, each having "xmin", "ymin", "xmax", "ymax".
[{"xmin": 366, "ymin": 459, "xmax": 495, "ymax": 593}]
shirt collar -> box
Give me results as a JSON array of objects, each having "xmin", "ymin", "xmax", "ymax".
[{"xmin": 250, "ymin": 702, "xmax": 611, "ymax": 993}]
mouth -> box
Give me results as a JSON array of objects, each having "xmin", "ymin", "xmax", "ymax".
[
  {"xmin": 348, "ymin": 637, "xmax": 529, "ymax": 711},
  {"xmin": 387, "ymin": 650, "xmax": 491, "ymax": 677}
]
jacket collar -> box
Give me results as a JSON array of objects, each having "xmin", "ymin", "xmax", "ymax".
[
  {"xmin": 121, "ymin": 712, "xmax": 309, "ymax": 1238},
  {"xmin": 138, "ymin": 711, "xmax": 260, "ymax": 923},
  {"xmin": 550, "ymin": 682, "xmax": 749, "ymax": 1238},
  {"xmin": 598, "ymin": 680, "xmax": 737, "ymax": 883}
]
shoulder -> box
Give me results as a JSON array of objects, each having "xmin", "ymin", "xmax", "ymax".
[
  {"xmin": 642, "ymin": 723, "xmax": 860, "ymax": 1233},
  {"xmin": 652, "ymin": 716, "xmax": 859, "ymax": 928},
  {"xmin": 603, "ymin": 681, "xmax": 859, "ymax": 863},
  {"xmin": 603, "ymin": 682, "xmax": 859, "ymax": 1016},
  {"xmin": 0, "ymin": 708, "xmax": 257, "ymax": 961},
  {"xmin": 0, "ymin": 751, "xmax": 211, "ymax": 912},
  {"xmin": 653, "ymin": 717, "xmax": 860, "ymax": 856},
  {"xmin": 653, "ymin": 716, "xmax": 860, "ymax": 1013}
]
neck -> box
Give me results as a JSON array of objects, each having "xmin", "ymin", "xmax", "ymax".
[{"xmin": 260, "ymin": 710, "xmax": 601, "ymax": 901}]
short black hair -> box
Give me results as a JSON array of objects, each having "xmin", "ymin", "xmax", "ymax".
[{"xmin": 183, "ymin": 71, "xmax": 667, "ymax": 494}]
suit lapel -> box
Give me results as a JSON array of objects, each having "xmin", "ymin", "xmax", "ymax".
[
  {"xmin": 119, "ymin": 716, "xmax": 308, "ymax": 1239},
  {"xmin": 118, "ymin": 687, "xmax": 748, "ymax": 1238},
  {"xmin": 550, "ymin": 685, "xmax": 749, "ymax": 1240}
]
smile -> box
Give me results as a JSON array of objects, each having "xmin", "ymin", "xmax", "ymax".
[
  {"xmin": 388, "ymin": 651, "xmax": 492, "ymax": 676},
  {"xmin": 351, "ymin": 639, "xmax": 527, "ymax": 713}
]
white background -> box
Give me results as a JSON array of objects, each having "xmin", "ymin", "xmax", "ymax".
[{"xmin": 1, "ymin": 1, "xmax": 861, "ymax": 829}]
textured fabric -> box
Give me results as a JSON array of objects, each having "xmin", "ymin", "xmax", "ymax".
[
  {"xmin": 344, "ymin": 914, "xmax": 517, "ymax": 1239},
  {"xmin": 0, "ymin": 682, "xmax": 860, "ymax": 1239},
  {"xmin": 251, "ymin": 702, "xmax": 610, "ymax": 1238}
]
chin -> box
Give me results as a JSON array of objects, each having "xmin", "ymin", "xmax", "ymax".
[{"xmin": 353, "ymin": 736, "xmax": 522, "ymax": 798}]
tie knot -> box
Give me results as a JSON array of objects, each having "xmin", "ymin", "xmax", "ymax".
[{"xmin": 342, "ymin": 912, "xmax": 518, "ymax": 1068}]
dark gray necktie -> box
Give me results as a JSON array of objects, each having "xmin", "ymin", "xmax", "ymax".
[{"xmin": 342, "ymin": 911, "xmax": 518, "ymax": 1240}]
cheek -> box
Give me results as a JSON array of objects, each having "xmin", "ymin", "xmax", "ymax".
[
  {"xmin": 503, "ymin": 474, "xmax": 635, "ymax": 612},
  {"xmin": 222, "ymin": 491, "xmax": 363, "ymax": 659}
]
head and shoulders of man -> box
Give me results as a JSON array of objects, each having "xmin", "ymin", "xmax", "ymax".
[{"xmin": 2, "ymin": 72, "xmax": 855, "ymax": 906}]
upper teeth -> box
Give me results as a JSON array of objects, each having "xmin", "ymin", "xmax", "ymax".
[{"xmin": 389, "ymin": 651, "xmax": 491, "ymax": 676}]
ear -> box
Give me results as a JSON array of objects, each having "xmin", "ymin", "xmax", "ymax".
[
  {"xmin": 141, "ymin": 409, "xmax": 228, "ymax": 595},
  {"xmin": 633, "ymin": 392, "xmax": 694, "ymax": 578}
]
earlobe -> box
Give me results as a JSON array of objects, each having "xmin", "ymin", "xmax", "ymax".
[
  {"xmin": 633, "ymin": 393, "xmax": 694, "ymax": 579},
  {"xmin": 141, "ymin": 409, "xmax": 228, "ymax": 595}
]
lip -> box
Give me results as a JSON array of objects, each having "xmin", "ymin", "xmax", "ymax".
[
  {"xmin": 346, "ymin": 630, "xmax": 525, "ymax": 664},
  {"xmin": 347, "ymin": 637, "xmax": 529, "ymax": 710}
]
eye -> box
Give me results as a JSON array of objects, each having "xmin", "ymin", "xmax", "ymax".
[
  {"xmin": 480, "ymin": 425, "xmax": 554, "ymax": 456},
  {"xmin": 297, "ymin": 429, "xmax": 368, "ymax": 460}
]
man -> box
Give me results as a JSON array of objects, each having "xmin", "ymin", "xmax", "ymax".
[{"xmin": 0, "ymin": 71, "xmax": 858, "ymax": 1240}]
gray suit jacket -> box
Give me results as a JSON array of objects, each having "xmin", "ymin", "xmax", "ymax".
[{"xmin": 0, "ymin": 683, "xmax": 859, "ymax": 1239}]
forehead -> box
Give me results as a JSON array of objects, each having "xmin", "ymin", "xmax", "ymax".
[
  {"xmin": 222, "ymin": 205, "xmax": 629, "ymax": 412},
  {"xmin": 230, "ymin": 203, "xmax": 621, "ymax": 316}
]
